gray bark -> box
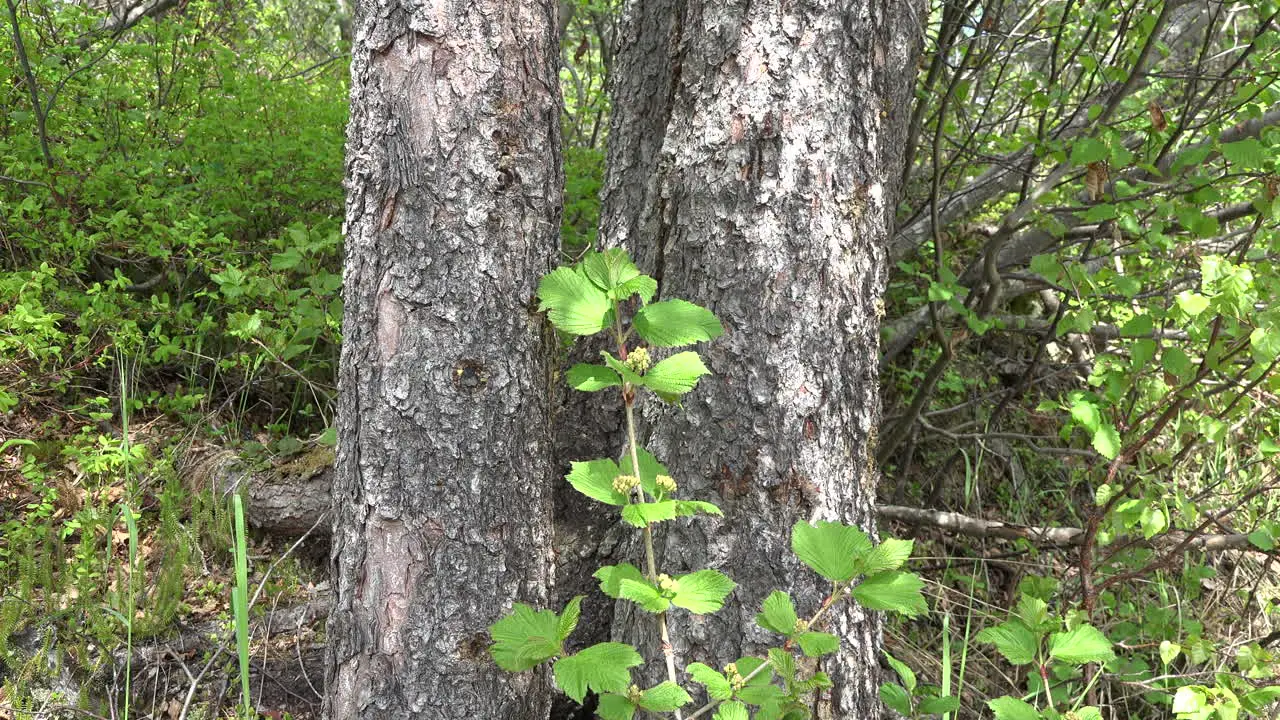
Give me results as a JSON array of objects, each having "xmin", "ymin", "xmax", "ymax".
[
  {"xmin": 325, "ymin": 1, "xmax": 562, "ymax": 718},
  {"xmin": 600, "ymin": 0, "xmax": 922, "ymax": 716}
]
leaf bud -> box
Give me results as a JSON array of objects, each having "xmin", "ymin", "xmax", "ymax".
[{"xmin": 625, "ymin": 346, "xmax": 651, "ymax": 373}]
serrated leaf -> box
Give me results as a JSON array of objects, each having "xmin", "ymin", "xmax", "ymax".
[
  {"xmin": 489, "ymin": 603, "xmax": 563, "ymax": 671},
  {"xmin": 638, "ymin": 681, "xmax": 692, "ymax": 711},
  {"xmin": 619, "ymin": 578, "xmax": 670, "ymax": 613},
  {"xmin": 596, "ymin": 694, "xmax": 637, "ymax": 720},
  {"xmin": 712, "ymin": 701, "xmax": 749, "ymax": 720},
  {"xmin": 976, "ymin": 619, "xmax": 1040, "ymax": 665},
  {"xmin": 1159, "ymin": 640, "xmax": 1181, "ymax": 665},
  {"xmin": 884, "ymin": 651, "xmax": 917, "ymax": 691},
  {"xmin": 566, "ymin": 458, "xmax": 627, "ymax": 506},
  {"xmin": 622, "ymin": 501, "xmax": 679, "ymax": 527},
  {"xmin": 1048, "ymin": 624, "xmax": 1114, "ymax": 664},
  {"xmin": 642, "ymin": 351, "xmax": 711, "ymax": 395},
  {"xmin": 612, "ymin": 275, "xmax": 658, "ymax": 304},
  {"xmin": 1091, "ymin": 424, "xmax": 1122, "ymax": 460},
  {"xmin": 756, "ymin": 590, "xmax": 800, "ymax": 636},
  {"xmin": 582, "ymin": 249, "xmax": 641, "ymax": 291},
  {"xmin": 633, "ymin": 299, "xmax": 724, "ymax": 347},
  {"xmin": 687, "ymin": 662, "xmax": 734, "ymax": 701},
  {"xmin": 918, "ymin": 695, "xmax": 961, "ymax": 714},
  {"xmin": 851, "ymin": 571, "xmax": 928, "ymax": 617},
  {"xmin": 566, "ymin": 363, "xmax": 622, "ymax": 391},
  {"xmin": 795, "ymin": 631, "xmax": 840, "ymax": 657},
  {"xmin": 553, "ymin": 642, "xmax": 643, "ymax": 703},
  {"xmin": 791, "ymin": 520, "xmax": 872, "ymax": 582},
  {"xmin": 737, "ymin": 682, "xmax": 786, "ymax": 706},
  {"xmin": 1221, "ymin": 137, "xmax": 1266, "ymax": 169},
  {"xmin": 675, "ymin": 500, "xmax": 724, "ymax": 518},
  {"xmin": 595, "ymin": 564, "xmax": 647, "ymax": 599},
  {"xmin": 558, "ymin": 596, "xmax": 583, "ymax": 642},
  {"xmin": 767, "ymin": 648, "xmax": 795, "ymax": 682},
  {"xmin": 1176, "ymin": 291, "xmax": 1210, "ymax": 317},
  {"xmin": 880, "ymin": 683, "xmax": 913, "ymax": 716},
  {"xmin": 859, "ymin": 538, "xmax": 914, "ymax": 575},
  {"xmin": 672, "ymin": 569, "xmax": 736, "ymax": 614},
  {"xmin": 537, "ymin": 266, "xmax": 612, "ymax": 335},
  {"xmin": 987, "ymin": 696, "xmax": 1040, "ymax": 720},
  {"xmin": 734, "ymin": 657, "xmax": 772, "ymax": 685}
]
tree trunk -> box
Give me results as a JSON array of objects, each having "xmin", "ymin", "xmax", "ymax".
[
  {"xmin": 601, "ymin": 0, "xmax": 921, "ymax": 716},
  {"xmin": 325, "ymin": 1, "xmax": 562, "ymax": 717}
]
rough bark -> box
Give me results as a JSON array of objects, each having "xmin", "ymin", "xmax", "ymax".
[
  {"xmin": 600, "ymin": 0, "xmax": 921, "ymax": 716},
  {"xmin": 326, "ymin": 1, "xmax": 561, "ymax": 717}
]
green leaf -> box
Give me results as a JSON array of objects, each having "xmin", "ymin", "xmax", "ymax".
[
  {"xmin": 582, "ymin": 249, "xmax": 641, "ymax": 291},
  {"xmin": 1069, "ymin": 399, "xmax": 1102, "ymax": 433},
  {"xmin": 596, "ymin": 694, "xmax": 637, "ymax": 720},
  {"xmin": 619, "ymin": 579, "xmax": 671, "ymax": 613},
  {"xmin": 795, "ymin": 632, "xmax": 840, "ymax": 657},
  {"xmin": 976, "ymin": 619, "xmax": 1040, "ymax": 666},
  {"xmin": 1221, "ymin": 137, "xmax": 1267, "ymax": 169},
  {"xmin": 612, "ymin": 275, "xmax": 658, "ymax": 304},
  {"xmin": 884, "ymin": 651, "xmax": 917, "ymax": 691},
  {"xmin": 767, "ymin": 648, "xmax": 795, "ymax": 683},
  {"xmin": 558, "ymin": 596, "xmax": 583, "ymax": 642},
  {"xmin": 622, "ymin": 501, "xmax": 679, "ymax": 527},
  {"xmin": 987, "ymin": 696, "xmax": 1041, "ymax": 720},
  {"xmin": 566, "ymin": 459, "xmax": 627, "ymax": 506},
  {"xmin": 918, "ymin": 695, "xmax": 961, "ymax": 715},
  {"xmin": 633, "ymin": 299, "xmax": 724, "ymax": 347},
  {"xmin": 712, "ymin": 701, "xmax": 750, "ymax": 720},
  {"xmin": 553, "ymin": 642, "xmax": 643, "ymax": 703},
  {"xmin": 537, "ymin": 266, "xmax": 613, "ymax": 335},
  {"xmin": 617, "ymin": 445, "xmax": 668, "ymax": 496},
  {"xmin": 1091, "ymin": 423, "xmax": 1122, "ymax": 460},
  {"xmin": 1176, "ymin": 291, "xmax": 1211, "ymax": 317},
  {"xmin": 880, "ymin": 683, "xmax": 913, "ymax": 716},
  {"xmin": 489, "ymin": 603, "xmax": 563, "ymax": 671},
  {"xmin": 672, "ymin": 569, "xmax": 736, "ymax": 614},
  {"xmin": 675, "ymin": 500, "xmax": 724, "ymax": 518},
  {"xmin": 1048, "ymin": 624, "xmax": 1115, "ymax": 664},
  {"xmin": 687, "ymin": 662, "xmax": 734, "ymax": 701},
  {"xmin": 566, "ymin": 363, "xmax": 622, "ymax": 391},
  {"xmin": 736, "ymin": 682, "xmax": 786, "ymax": 707},
  {"xmin": 859, "ymin": 538, "xmax": 914, "ymax": 575},
  {"xmin": 851, "ymin": 571, "xmax": 928, "ymax": 617},
  {"xmin": 595, "ymin": 564, "xmax": 647, "ymax": 599},
  {"xmin": 638, "ymin": 682, "xmax": 692, "ymax": 712},
  {"xmin": 1159, "ymin": 640, "xmax": 1181, "ymax": 666},
  {"xmin": 1247, "ymin": 526, "xmax": 1275, "ymax": 551},
  {"xmin": 1070, "ymin": 137, "xmax": 1109, "ymax": 164},
  {"xmin": 791, "ymin": 520, "xmax": 872, "ymax": 582},
  {"xmin": 756, "ymin": 590, "xmax": 800, "ymax": 636},
  {"xmin": 641, "ymin": 351, "xmax": 711, "ymax": 395}
]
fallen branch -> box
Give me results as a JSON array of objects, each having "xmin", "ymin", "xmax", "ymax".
[{"xmin": 877, "ymin": 503, "xmax": 1267, "ymax": 553}]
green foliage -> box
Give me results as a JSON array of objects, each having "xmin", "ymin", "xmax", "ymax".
[{"xmin": 490, "ymin": 248, "xmax": 926, "ymax": 718}]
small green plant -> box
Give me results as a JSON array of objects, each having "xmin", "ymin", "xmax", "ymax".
[{"xmin": 489, "ymin": 249, "xmax": 929, "ymax": 719}]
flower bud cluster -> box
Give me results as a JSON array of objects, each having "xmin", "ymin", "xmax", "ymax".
[
  {"xmin": 625, "ymin": 346, "xmax": 651, "ymax": 373},
  {"xmin": 612, "ymin": 474, "xmax": 640, "ymax": 494},
  {"xmin": 655, "ymin": 474, "xmax": 677, "ymax": 494},
  {"xmin": 724, "ymin": 662, "xmax": 746, "ymax": 691},
  {"xmin": 657, "ymin": 573, "xmax": 678, "ymax": 595},
  {"xmin": 627, "ymin": 684, "xmax": 643, "ymax": 703},
  {"xmin": 794, "ymin": 618, "xmax": 809, "ymax": 633}
]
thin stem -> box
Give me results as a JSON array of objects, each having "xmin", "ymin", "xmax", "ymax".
[{"xmin": 616, "ymin": 305, "xmax": 683, "ymax": 719}]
